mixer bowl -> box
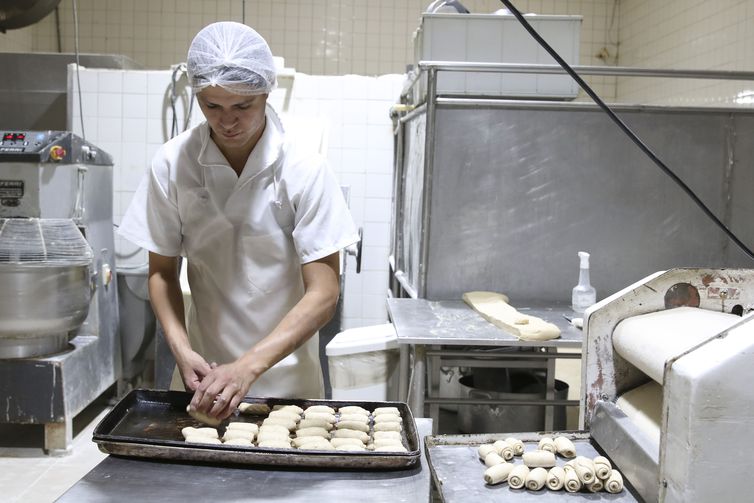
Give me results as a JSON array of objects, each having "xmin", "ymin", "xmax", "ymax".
[{"xmin": 0, "ymin": 263, "xmax": 91, "ymax": 358}]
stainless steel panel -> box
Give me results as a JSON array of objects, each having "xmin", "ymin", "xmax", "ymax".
[{"xmin": 396, "ymin": 102, "xmax": 754, "ymax": 302}]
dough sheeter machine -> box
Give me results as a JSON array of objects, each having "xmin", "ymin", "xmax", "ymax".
[{"xmin": 426, "ymin": 268, "xmax": 754, "ymax": 502}]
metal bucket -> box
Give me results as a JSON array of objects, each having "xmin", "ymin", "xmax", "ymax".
[
  {"xmin": 0, "ymin": 263, "xmax": 91, "ymax": 358},
  {"xmin": 457, "ymin": 371, "xmax": 568, "ymax": 434}
]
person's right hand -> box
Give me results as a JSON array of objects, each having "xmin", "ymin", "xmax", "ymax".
[{"xmin": 175, "ymin": 348, "xmax": 213, "ymax": 392}]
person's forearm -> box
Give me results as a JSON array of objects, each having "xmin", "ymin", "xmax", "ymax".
[
  {"xmin": 238, "ymin": 280, "xmax": 338, "ymax": 379},
  {"xmin": 148, "ymin": 258, "xmax": 191, "ymax": 357}
]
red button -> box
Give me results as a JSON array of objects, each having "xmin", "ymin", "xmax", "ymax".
[{"xmin": 50, "ymin": 145, "xmax": 66, "ymax": 161}]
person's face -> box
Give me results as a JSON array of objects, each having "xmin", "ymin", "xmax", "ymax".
[{"xmin": 196, "ymin": 87, "xmax": 268, "ymax": 154}]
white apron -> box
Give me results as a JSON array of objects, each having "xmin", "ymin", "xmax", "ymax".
[{"xmin": 171, "ymin": 110, "xmax": 323, "ymax": 398}]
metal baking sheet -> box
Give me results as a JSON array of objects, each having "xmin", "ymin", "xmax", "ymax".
[
  {"xmin": 93, "ymin": 389, "xmax": 420, "ymax": 470},
  {"xmin": 425, "ymin": 431, "xmax": 643, "ymax": 502}
]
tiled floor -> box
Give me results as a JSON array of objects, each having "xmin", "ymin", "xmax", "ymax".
[{"xmin": 0, "ymin": 400, "xmax": 110, "ymax": 503}]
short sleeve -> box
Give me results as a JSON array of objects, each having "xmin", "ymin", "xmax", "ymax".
[
  {"xmin": 118, "ymin": 152, "xmax": 184, "ymax": 257},
  {"xmin": 292, "ymin": 159, "xmax": 359, "ymax": 264}
]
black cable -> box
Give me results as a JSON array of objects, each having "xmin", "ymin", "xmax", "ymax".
[{"xmin": 500, "ymin": 0, "xmax": 754, "ymax": 261}]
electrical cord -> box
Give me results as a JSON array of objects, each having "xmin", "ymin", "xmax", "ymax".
[{"xmin": 499, "ymin": 0, "xmax": 754, "ymax": 261}]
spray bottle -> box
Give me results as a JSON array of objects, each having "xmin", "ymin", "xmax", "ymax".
[{"xmin": 571, "ymin": 251, "xmax": 596, "ymax": 315}]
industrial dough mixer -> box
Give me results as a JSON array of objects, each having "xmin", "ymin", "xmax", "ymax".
[{"xmin": 0, "ymin": 130, "xmax": 120, "ymax": 454}]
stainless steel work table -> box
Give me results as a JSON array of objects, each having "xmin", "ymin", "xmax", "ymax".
[
  {"xmin": 387, "ymin": 299, "xmax": 583, "ymax": 432},
  {"xmin": 56, "ymin": 419, "xmax": 432, "ymax": 502}
]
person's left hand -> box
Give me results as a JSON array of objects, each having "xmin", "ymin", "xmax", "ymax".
[{"xmin": 189, "ymin": 360, "xmax": 255, "ymax": 420}]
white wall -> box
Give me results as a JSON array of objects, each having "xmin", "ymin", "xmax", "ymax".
[{"xmin": 616, "ymin": 0, "xmax": 754, "ymax": 106}]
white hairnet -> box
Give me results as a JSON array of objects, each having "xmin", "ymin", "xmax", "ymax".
[{"xmin": 187, "ymin": 21, "xmax": 276, "ymax": 96}]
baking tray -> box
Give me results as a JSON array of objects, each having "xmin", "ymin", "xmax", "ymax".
[
  {"xmin": 93, "ymin": 389, "xmax": 420, "ymax": 470},
  {"xmin": 425, "ymin": 431, "xmax": 643, "ymax": 502}
]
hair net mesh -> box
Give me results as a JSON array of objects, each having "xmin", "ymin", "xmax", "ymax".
[{"xmin": 187, "ymin": 22, "xmax": 276, "ymax": 96}]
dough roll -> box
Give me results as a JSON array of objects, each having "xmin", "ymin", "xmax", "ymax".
[
  {"xmin": 484, "ymin": 452, "xmax": 505, "ymax": 467},
  {"xmin": 239, "ymin": 403, "xmax": 271, "ymax": 415},
  {"xmin": 273, "ymin": 404, "xmax": 303, "ymax": 414},
  {"xmin": 185, "ymin": 436, "xmax": 222, "ymax": 445},
  {"xmin": 373, "ymin": 422, "xmax": 402, "ymax": 432},
  {"xmin": 553, "ymin": 436, "xmax": 576, "ymax": 458},
  {"xmin": 299, "ymin": 418, "xmax": 334, "ymax": 430},
  {"xmin": 573, "ymin": 456, "xmax": 596, "ymax": 484},
  {"xmin": 525, "ymin": 467, "xmax": 548, "ymax": 491},
  {"xmin": 261, "ymin": 417, "xmax": 297, "ymax": 431},
  {"xmin": 338, "ymin": 406, "xmax": 370, "ymax": 416},
  {"xmin": 331, "ymin": 437, "xmax": 365, "ymax": 448},
  {"xmin": 586, "ymin": 479, "xmax": 604, "ymax": 493},
  {"xmin": 226, "ymin": 422, "xmax": 259, "ymax": 434},
  {"xmin": 332, "ymin": 429, "xmax": 370, "ymax": 443},
  {"xmin": 373, "ymin": 439, "xmax": 404, "ymax": 449},
  {"xmin": 593, "ymin": 455, "xmax": 613, "ymax": 480},
  {"xmin": 606, "ymin": 470, "xmax": 624, "ymax": 494},
  {"xmin": 483, "ymin": 462, "xmax": 513, "ymax": 485},
  {"xmin": 373, "ymin": 414, "xmax": 401, "ymax": 424},
  {"xmin": 523, "ymin": 450, "xmax": 556, "ymax": 468},
  {"xmin": 504, "ymin": 437, "xmax": 525, "ymax": 456},
  {"xmin": 335, "ymin": 420, "xmax": 370, "ymax": 432},
  {"xmin": 478, "ymin": 444, "xmax": 497, "ymax": 459},
  {"xmin": 374, "ymin": 431, "xmax": 401, "ymax": 441},
  {"xmin": 564, "ymin": 466, "xmax": 582, "ymax": 493},
  {"xmin": 339, "ymin": 413, "xmax": 369, "ymax": 423},
  {"xmin": 538, "ymin": 437, "xmax": 556, "ymax": 453},
  {"xmin": 295, "ymin": 427, "xmax": 330, "ymax": 438},
  {"xmin": 373, "ymin": 407, "xmax": 400, "ymax": 416},
  {"xmin": 305, "ymin": 405, "xmax": 335, "ymax": 415},
  {"xmin": 304, "ymin": 412, "xmax": 337, "ymax": 423},
  {"xmin": 508, "ymin": 465, "xmax": 530, "ymax": 489},
  {"xmin": 492, "ymin": 440, "xmax": 515, "ymax": 460},
  {"xmin": 268, "ymin": 410, "xmax": 301, "ymax": 422},
  {"xmin": 546, "ymin": 466, "xmax": 566, "ymax": 491},
  {"xmin": 186, "ymin": 405, "xmax": 221, "ymax": 427}
]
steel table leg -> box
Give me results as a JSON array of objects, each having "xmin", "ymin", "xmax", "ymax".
[
  {"xmin": 409, "ymin": 344, "xmax": 426, "ymax": 418},
  {"xmin": 44, "ymin": 417, "xmax": 72, "ymax": 456},
  {"xmin": 544, "ymin": 347, "xmax": 557, "ymax": 430},
  {"xmin": 399, "ymin": 344, "xmax": 410, "ymax": 402}
]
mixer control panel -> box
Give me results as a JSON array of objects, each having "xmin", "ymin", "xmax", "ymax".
[{"xmin": 0, "ymin": 131, "xmax": 110, "ymax": 165}]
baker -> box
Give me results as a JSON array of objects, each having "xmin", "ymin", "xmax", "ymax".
[{"xmin": 119, "ymin": 21, "xmax": 358, "ymax": 421}]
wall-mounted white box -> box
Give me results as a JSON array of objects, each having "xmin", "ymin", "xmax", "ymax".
[{"xmin": 413, "ymin": 13, "xmax": 582, "ymax": 99}]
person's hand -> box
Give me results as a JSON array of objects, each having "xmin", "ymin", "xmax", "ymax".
[
  {"xmin": 175, "ymin": 348, "xmax": 213, "ymax": 392},
  {"xmin": 189, "ymin": 359, "xmax": 255, "ymax": 420}
]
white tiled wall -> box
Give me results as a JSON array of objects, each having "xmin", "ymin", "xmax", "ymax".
[
  {"xmin": 69, "ymin": 65, "xmax": 402, "ymax": 329},
  {"xmin": 615, "ymin": 0, "xmax": 754, "ymax": 106},
  {"xmin": 3, "ymin": 0, "xmax": 619, "ymax": 100},
  {"xmin": 0, "ymin": 24, "xmax": 34, "ymax": 52}
]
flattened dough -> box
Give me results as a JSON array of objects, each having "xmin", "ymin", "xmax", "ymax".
[
  {"xmin": 462, "ymin": 291, "xmax": 560, "ymax": 341},
  {"xmin": 186, "ymin": 405, "xmax": 222, "ymax": 426}
]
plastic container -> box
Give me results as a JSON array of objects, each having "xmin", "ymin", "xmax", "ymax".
[
  {"xmin": 326, "ymin": 323, "xmax": 400, "ymax": 401},
  {"xmin": 571, "ymin": 251, "xmax": 596, "ymax": 314}
]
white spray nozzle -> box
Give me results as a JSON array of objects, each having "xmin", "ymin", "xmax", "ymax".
[{"xmin": 578, "ymin": 251, "xmax": 590, "ymax": 268}]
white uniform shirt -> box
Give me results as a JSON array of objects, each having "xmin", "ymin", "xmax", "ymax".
[{"xmin": 119, "ymin": 105, "xmax": 359, "ymax": 398}]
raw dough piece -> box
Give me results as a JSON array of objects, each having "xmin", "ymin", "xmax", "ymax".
[
  {"xmin": 606, "ymin": 470, "xmax": 624, "ymax": 493},
  {"xmin": 508, "ymin": 465, "xmax": 530, "ymax": 489},
  {"xmin": 181, "ymin": 426, "xmax": 201, "ymax": 439},
  {"xmin": 373, "ymin": 414, "xmax": 401, "ymax": 424},
  {"xmin": 304, "ymin": 411, "xmax": 337, "ymax": 423},
  {"xmin": 185, "ymin": 435, "xmax": 222, "ymax": 445},
  {"xmin": 553, "ymin": 436, "xmax": 576, "ymax": 458},
  {"xmin": 223, "ymin": 438, "xmax": 253, "ymax": 446},
  {"xmin": 372, "ymin": 439, "xmax": 404, "ymax": 449},
  {"xmin": 572, "ymin": 456, "xmax": 596, "ymax": 484},
  {"xmin": 305, "ymin": 405, "xmax": 336, "ymax": 415},
  {"xmin": 462, "ymin": 291, "xmax": 561, "ymax": 341},
  {"xmin": 268, "ymin": 409, "xmax": 301, "ymax": 422},
  {"xmin": 257, "ymin": 439, "xmax": 292, "ymax": 449},
  {"xmin": 256, "ymin": 431, "xmax": 290, "ymax": 443},
  {"xmin": 372, "ymin": 407, "xmax": 400, "ymax": 416},
  {"xmin": 504, "ymin": 437, "xmax": 525, "ymax": 456},
  {"xmin": 292, "ymin": 436, "xmax": 331, "ymax": 449},
  {"xmin": 525, "ymin": 467, "xmax": 548, "ymax": 491},
  {"xmin": 332, "ymin": 429, "xmax": 370, "ymax": 443},
  {"xmin": 335, "ymin": 421, "xmax": 370, "ymax": 433},
  {"xmin": 336, "ymin": 444, "xmax": 366, "ymax": 452},
  {"xmin": 492, "ymin": 440, "xmax": 514, "ymax": 460},
  {"xmin": 339, "ymin": 413, "xmax": 369, "ymax": 423},
  {"xmin": 478, "ymin": 444, "xmax": 497, "ymax": 459},
  {"xmin": 338, "ymin": 406, "xmax": 370, "ymax": 416},
  {"xmin": 262, "ymin": 417, "xmax": 297, "ymax": 431},
  {"xmin": 186, "ymin": 405, "xmax": 222, "ymax": 427},
  {"xmin": 295, "ymin": 427, "xmax": 330, "ymax": 438},
  {"xmin": 563, "ymin": 466, "xmax": 582, "ymax": 492},
  {"xmin": 373, "ymin": 422, "xmax": 402, "ymax": 432},
  {"xmin": 483, "ymin": 463, "xmax": 514, "ymax": 485},
  {"xmin": 259, "ymin": 424, "xmax": 289, "ymax": 436},
  {"xmin": 484, "ymin": 452, "xmax": 505, "ymax": 467},
  {"xmin": 547, "ymin": 466, "xmax": 566, "ymax": 491},
  {"xmin": 374, "ymin": 431, "xmax": 401, "ymax": 441},
  {"xmin": 586, "ymin": 479, "xmax": 604, "ymax": 492},
  {"xmin": 226, "ymin": 422, "xmax": 259, "ymax": 434},
  {"xmin": 593, "ymin": 456, "xmax": 612, "ymax": 479},
  {"xmin": 538, "ymin": 437, "xmax": 556, "ymax": 453},
  {"xmin": 223, "ymin": 429, "xmax": 254, "ymax": 442},
  {"xmin": 374, "ymin": 445, "xmax": 408, "ymax": 452},
  {"xmin": 522, "ymin": 450, "xmax": 556, "ymax": 468},
  {"xmin": 238, "ymin": 403, "xmax": 270, "ymax": 415},
  {"xmin": 331, "ymin": 437, "xmax": 365, "ymax": 448},
  {"xmin": 299, "ymin": 418, "xmax": 334, "ymax": 430},
  {"xmin": 273, "ymin": 404, "xmax": 304, "ymax": 415}
]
